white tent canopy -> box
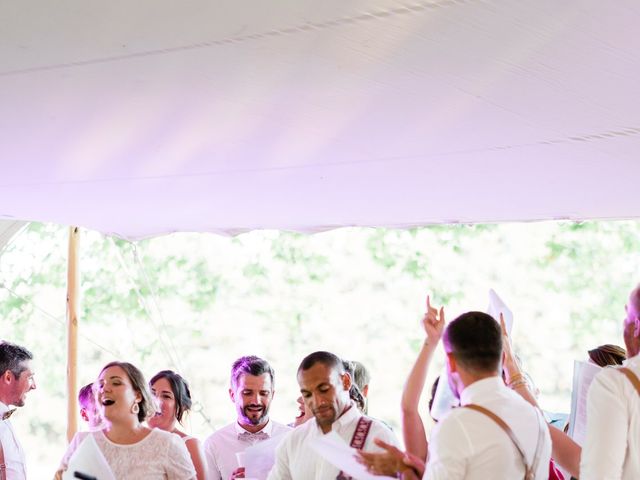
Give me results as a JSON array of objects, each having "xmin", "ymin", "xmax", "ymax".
[{"xmin": 2, "ymin": 1, "xmax": 640, "ymax": 239}]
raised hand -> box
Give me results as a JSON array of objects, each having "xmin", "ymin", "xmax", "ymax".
[{"xmin": 421, "ymin": 295, "xmax": 446, "ymax": 345}]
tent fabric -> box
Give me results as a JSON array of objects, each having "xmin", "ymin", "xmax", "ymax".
[
  {"xmin": 0, "ymin": 221, "xmax": 27, "ymax": 253},
  {"xmin": 1, "ymin": 1, "xmax": 639, "ymax": 239}
]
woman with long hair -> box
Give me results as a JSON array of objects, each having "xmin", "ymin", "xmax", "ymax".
[
  {"xmin": 58, "ymin": 361, "xmax": 195, "ymax": 479},
  {"xmin": 149, "ymin": 370, "xmax": 207, "ymax": 480}
]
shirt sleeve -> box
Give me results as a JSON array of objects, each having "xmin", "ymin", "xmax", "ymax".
[
  {"xmin": 580, "ymin": 369, "xmax": 630, "ymax": 480},
  {"xmin": 266, "ymin": 434, "xmax": 293, "ymax": 480},
  {"xmin": 165, "ymin": 433, "xmax": 197, "ymax": 480},
  {"xmin": 424, "ymin": 415, "xmax": 469, "ymax": 480},
  {"xmin": 203, "ymin": 438, "xmax": 223, "ymax": 480}
]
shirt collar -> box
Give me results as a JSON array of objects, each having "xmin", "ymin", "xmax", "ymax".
[
  {"xmin": 459, "ymin": 376, "xmax": 505, "ymax": 406},
  {"xmin": 0, "ymin": 401, "xmax": 10, "ymax": 416},
  {"xmin": 314, "ymin": 401, "xmax": 359, "ymax": 433},
  {"xmin": 235, "ymin": 418, "xmax": 273, "ymax": 436}
]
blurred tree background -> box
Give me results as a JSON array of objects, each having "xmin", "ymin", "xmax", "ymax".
[{"xmin": 0, "ymin": 220, "xmax": 638, "ymax": 477}]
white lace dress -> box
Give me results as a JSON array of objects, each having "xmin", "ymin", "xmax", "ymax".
[{"xmin": 61, "ymin": 428, "xmax": 196, "ymax": 479}]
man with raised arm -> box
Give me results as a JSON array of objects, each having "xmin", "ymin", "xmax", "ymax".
[
  {"xmin": 204, "ymin": 355, "xmax": 290, "ymax": 480},
  {"xmin": 0, "ymin": 341, "xmax": 36, "ymax": 480},
  {"xmin": 360, "ymin": 304, "xmax": 551, "ymax": 479},
  {"xmin": 581, "ymin": 284, "xmax": 640, "ymax": 479},
  {"xmin": 267, "ymin": 351, "xmax": 398, "ymax": 480}
]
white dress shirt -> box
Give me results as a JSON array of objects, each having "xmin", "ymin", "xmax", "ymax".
[
  {"xmin": 0, "ymin": 402, "xmax": 26, "ymax": 480},
  {"xmin": 204, "ymin": 419, "xmax": 291, "ymax": 480},
  {"xmin": 424, "ymin": 376, "xmax": 551, "ymax": 480},
  {"xmin": 581, "ymin": 354, "xmax": 640, "ymax": 480},
  {"xmin": 267, "ymin": 404, "xmax": 398, "ymax": 480}
]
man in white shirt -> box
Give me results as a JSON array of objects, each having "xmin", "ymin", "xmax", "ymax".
[
  {"xmin": 0, "ymin": 341, "xmax": 36, "ymax": 480},
  {"xmin": 362, "ymin": 309, "xmax": 551, "ymax": 479},
  {"xmin": 267, "ymin": 351, "xmax": 398, "ymax": 480},
  {"xmin": 421, "ymin": 310, "xmax": 551, "ymax": 479},
  {"xmin": 204, "ymin": 356, "xmax": 291, "ymax": 480},
  {"xmin": 581, "ymin": 284, "xmax": 640, "ymax": 480}
]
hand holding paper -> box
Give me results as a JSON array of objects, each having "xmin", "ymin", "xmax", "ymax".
[{"xmin": 62, "ymin": 434, "xmax": 115, "ymax": 480}]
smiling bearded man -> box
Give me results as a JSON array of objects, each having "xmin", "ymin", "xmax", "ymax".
[
  {"xmin": 204, "ymin": 356, "xmax": 291, "ymax": 480},
  {"xmin": 0, "ymin": 341, "xmax": 36, "ymax": 480}
]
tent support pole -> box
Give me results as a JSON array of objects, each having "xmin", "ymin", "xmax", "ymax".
[{"xmin": 66, "ymin": 226, "xmax": 80, "ymax": 442}]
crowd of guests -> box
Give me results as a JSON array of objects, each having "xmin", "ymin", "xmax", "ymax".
[{"xmin": 0, "ymin": 282, "xmax": 638, "ymax": 479}]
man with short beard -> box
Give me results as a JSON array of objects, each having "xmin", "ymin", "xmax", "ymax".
[
  {"xmin": 0, "ymin": 341, "xmax": 36, "ymax": 480},
  {"xmin": 204, "ymin": 356, "xmax": 291, "ymax": 480},
  {"xmin": 267, "ymin": 351, "xmax": 397, "ymax": 480}
]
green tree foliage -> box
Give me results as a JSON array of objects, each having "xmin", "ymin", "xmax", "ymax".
[{"xmin": 0, "ymin": 220, "xmax": 638, "ymax": 477}]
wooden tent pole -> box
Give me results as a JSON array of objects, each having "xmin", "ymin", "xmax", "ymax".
[{"xmin": 66, "ymin": 226, "xmax": 80, "ymax": 442}]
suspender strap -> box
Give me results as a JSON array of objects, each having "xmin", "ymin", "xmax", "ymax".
[
  {"xmin": 0, "ymin": 438, "xmax": 6, "ymax": 480},
  {"xmin": 336, "ymin": 416, "xmax": 373, "ymax": 480},
  {"xmin": 618, "ymin": 367, "xmax": 640, "ymax": 395},
  {"xmin": 464, "ymin": 404, "xmax": 543, "ymax": 480}
]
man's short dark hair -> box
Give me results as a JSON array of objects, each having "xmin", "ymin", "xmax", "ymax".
[
  {"xmin": 444, "ymin": 311, "xmax": 502, "ymax": 373},
  {"xmin": 231, "ymin": 356, "xmax": 275, "ymax": 389},
  {"xmin": 0, "ymin": 341, "xmax": 33, "ymax": 378},
  {"xmin": 298, "ymin": 351, "xmax": 345, "ymax": 374}
]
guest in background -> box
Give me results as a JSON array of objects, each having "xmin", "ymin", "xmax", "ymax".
[
  {"xmin": 149, "ymin": 370, "xmax": 207, "ymax": 480},
  {"xmin": 78, "ymin": 382, "xmax": 102, "ymax": 430}
]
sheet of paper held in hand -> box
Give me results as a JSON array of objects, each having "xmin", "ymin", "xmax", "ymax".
[
  {"xmin": 243, "ymin": 432, "xmax": 288, "ymax": 479},
  {"xmin": 62, "ymin": 434, "xmax": 116, "ymax": 480},
  {"xmin": 567, "ymin": 359, "xmax": 601, "ymax": 445},
  {"xmin": 431, "ymin": 288, "xmax": 514, "ymax": 421},
  {"xmin": 310, "ymin": 431, "xmax": 396, "ymax": 480}
]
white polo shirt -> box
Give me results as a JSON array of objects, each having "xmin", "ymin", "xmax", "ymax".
[{"xmin": 424, "ymin": 376, "xmax": 551, "ymax": 480}]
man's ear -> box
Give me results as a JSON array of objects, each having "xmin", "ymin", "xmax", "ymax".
[
  {"xmin": 228, "ymin": 387, "xmax": 235, "ymax": 403},
  {"xmin": 1, "ymin": 370, "xmax": 12, "ymax": 385},
  {"xmin": 634, "ymin": 316, "xmax": 640, "ymax": 338},
  {"xmin": 80, "ymin": 408, "xmax": 89, "ymax": 422},
  {"xmin": 341, "ymin": 371, "xmax": 352, "ymax": 391},
  {"xmin": 362, "ymin": 385, "xmax": 369, "ymax": 398},
  {"xmin": 446, "ymin": 352, "xmax": 458, "ymax": 373}
]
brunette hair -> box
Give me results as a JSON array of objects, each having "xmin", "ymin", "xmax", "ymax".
[
  {"xmin": 150, "ymin": 370, "xmax": 193, "ymax": 423},
  {"xmin": 101, "ymin": 361, "xmax": 155, "ymax": 422}
]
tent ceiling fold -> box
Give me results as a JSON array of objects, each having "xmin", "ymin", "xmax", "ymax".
[{"xmin": 1, "ymin": 1, "xmax": 639, "ymax": 239}]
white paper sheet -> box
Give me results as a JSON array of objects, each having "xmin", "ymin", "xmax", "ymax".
[
  {"xmin": 62, "ymin": 434, "xmax": 116, "ymax": 480},
  {"xmin": 568, "ymin": 360, "xmax": 601, "ymax": 446},
  {"xmin": 310, "ymin": 431, "xmax": 396, "ymax": 480},
  {"xmin": 487, "ymin": 288, "xmax": 513, "ymax": 334},
  {"xmin": 243, "ymin": 432, "xmax": 288, "ymax": 479},
  {"xmin": 429, "ymin": 374, "xmax": 459, "ymax": 422}
]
